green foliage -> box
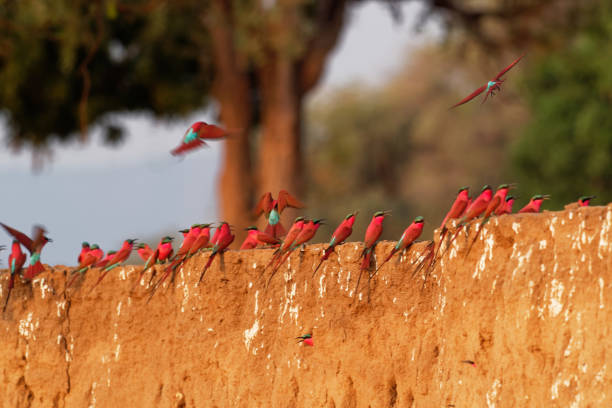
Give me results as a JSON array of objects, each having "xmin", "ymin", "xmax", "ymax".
[
  {"xmin": 512, "ymin": 3, "xmax": 612, "ymax": 208},
  {"xmin": 0, "ymin": 0, "xmax": 212, "ymax": 149}
]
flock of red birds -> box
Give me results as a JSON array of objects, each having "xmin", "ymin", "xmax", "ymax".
[{"xmin": 1, "ymin": 181, "xmax": 595, "ymax": 310}]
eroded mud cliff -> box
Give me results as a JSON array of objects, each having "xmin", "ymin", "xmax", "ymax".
[{"xmin": 1, "ymin": 206, "xmax": 611, "ymax": 407}]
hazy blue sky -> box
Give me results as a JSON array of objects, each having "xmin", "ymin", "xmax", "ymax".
[{"xmin": 0, "ymin": 2, "xmax": 440, "ymax": 265}]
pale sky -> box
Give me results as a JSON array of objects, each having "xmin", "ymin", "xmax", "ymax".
[{"xmin": 0, "ymin": 1, "xmax": 441, "ymax": 265}]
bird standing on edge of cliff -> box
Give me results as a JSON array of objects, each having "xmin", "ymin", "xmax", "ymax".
[
  {"xmin": 578, "ymin": 195, "xmax": 596, "ymax": 206},
  {"xmin": 433, "ymin": 187, "xmax": 470, "ymax": 264},
  {"xmin": 312, "ymin": 211, "xmax": 358, "ymax": 278},
  {"xmin": 90, "ymin": 239, "xmax": 137, "ymax": 292},
  {"xmin": 240, "ymin": 226, "xmax": 280, "ymax": 250},
  {"xmin": 495, "ymin": 195, "xmax": 516, "ymax": 215},
  {"xmin": 355, "ymin": 210, "xmax": 390, "ymax": 297},
  {"xmin": 1, "ymin": 223, "xmax": 52, "ymax": 280},
  {"xmin": 171, "ymin": 121, "xmax": 235, "ymax": 156},
  {"xmin": 296, "ymin": 333, "xmax": 313, "ymax": 346},
  {"xmin": 450, "ymin": 54, "xmax": 525, "ymax": 108},
  {"xmin": 375, "ymin": 216, "xmax": 425, "ymax": 274},
  {"xmin": 67, "ymin": 244, "xmax": 104, "ymax": 288},
  {"xmin": 198, "ymin": 222, "xmax": 235, "ymax": 284},
  {"xmin": 518, "ymin": 195, "xmax": 550, "ymax": 213},
  {"xmin": 254, "ymin": 190, "xmax": 305, "ymax": 239}
]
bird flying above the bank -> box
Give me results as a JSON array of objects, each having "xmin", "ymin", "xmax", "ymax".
[
  {"xmin": 171, "ymin": 121, "xmax": 235, "ymax": 156},
  {"xmin": 450, "ymin": 54, "xmax": 524, "ymax": 109},
  {"xmin": 254, "ymin": 190, "xmax": 305, "ymax": 239}
]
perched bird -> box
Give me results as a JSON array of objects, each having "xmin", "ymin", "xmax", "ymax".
[
  {"xmin": 272, "ymin": 219, "xmax": 324, "ymax": 276},
  {"xmin": 518, "ymin": 195, "xmax": 549, "ymax": 213},
  {"xmin": 78, "ymin": 242, "xmax": 90, "ymax": 264},
  {"xmin": 1, "ymin": 223, "xmax": 52, "ymax": 279},
  {"xmin": 240, "ymin": 227, "xmax": 279, "ymax": 250},
  {"xmin": 90, "ymin": 239, "xmax": 137, "ymax": 291},
  {"xmin": 432, "ymin": 187, "xmax": 470, "ymax": 263},
  {"xmin": 95, "ymin": 250, "xmax": 116, "ymax": 268},
  {"xmin": 186, "ymin": 224, "xmax": 213, "ymax": 257},
  {"xmin": 156, "ymin": 236, "xmax": 174, "ymax": 263},
  {"xmin": 199, "ymin": 222, "xmax": 235, "ymax": 283},
  {"xmin": 376, "ymin": 216, "xmax": 425, "ymax": 273},
  {"xmin": 465, "ymin": 184, "xmax": 512, "ymax": 256},
  {"xmin": 67, "ymin": 244, "xmax": 104, "ymax": 288},
  {"xmin": 296, "ymin": 333, "xmax": 313, "ymax": 346},
  {"xmin": 312, "ymin": 211, "xmax": 358, "ymax": 278},
  {"xmin": 444, "ymin": 186, "xmax": 493, "ymax": 255},
  {"xmin": 172, "ymin": 225, "xmax": 203, "ymax": 262},
  {"xmin": 171, "ymin": 121, "xmax": 233, "ymax": 155},
  {"xmin": 254, "ymin": 190, "xmax": 304, "ymax": 239},
  {"xmin": 265, "ymin": 217, "xmax": 306, "ymax": 270},
  {"xmin": 355, "ymin": 211, "xmax": 390, "ymax": 295},
  {"xmin": 495, "ymin": 195, "xmax": 516, "ymax": 215},
  {"xmin": 450, "ymin": 54, "xmax": 525, "ymax": 108},
  {"xmin": 4, "ymin": 240, "xmax": 26, "ymax": 312},
  {"xmin": 578, "ymin": 195, "xmax": 596, "ymax": 207},
  {"xmin": 136, "ymin": 243, "xmax": 153, "ymax": 262}
]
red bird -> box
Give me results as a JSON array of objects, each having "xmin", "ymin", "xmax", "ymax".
[
  {"xmin": 90, "ymin": 239, "xmax": 136, "ymax": 291},
  {"xmin": 95, "ymin": 250, "xmax": 116, "ymax": 268},
  {"xmin": 273, "ymin": 219, "xmax": 324, "ymax": 272},
  {"xmin": 78, "ymin": 242, "xmax": 90, "ymax": 264},
  {"xmin": 578, "ymin": 195, "xmax": 596, "ymax": 207},
  {"xmin": 1, "ymin": 223, "xmax": 52, "ymax": 280},
  {"xmin": 187, "ymin": 224, "xmax": 213, "ymax": 257},
  {"xmin": 465, "ymin": 184, "xmax": 512, "ymax": 256},
  {"xmin": 254, "ymin": 190, "xmax": 305, "ymax": 239},
  {"xmin": 199, "ymin": 222, "xmax": 235, "ymax": 283},
  {"xmin": 312, "ymin": 212, "xmax": 358, "ymax": 278},
  {"xmin": 171, "ymin": 121, "xmax": 234, "ymax": 155},
  {"xmin": 265, "ymin": 216, "xmax": 306, "ymax": 270},
  {"xmin": 355, "ymin": 211, "xmax": 390, "ymax": 295},
  {"xmin": 376, "ymin": 216, "xmax": 425, "ymax": 273},
  {"xmin": 432, "ymin": 187, "xmax": 470, "ymax": 263},
  {"xmin": 156, "ymin": 236, "xmax": 174, "ymax": 263},
  {"xmin": 495, "ymin": 195, "xmax": 516, "ymax": 215},
  {"xmin": 4, "ymin": 240, "xmax": 26, "ymax": 312},
  {"xmin": 240, "ymin": 226, "xmax": 279, "ymax": 250},
  {"xmin": 451, "ymin": 54, "xmax": 525, "ymax": 108},
  {"xmin": 136, "ymin": 243, "xmax": 153, "ymax": 262},
  {"xmin": 67, "ymin": 244, "xmax": 104, "ymax": 288},
  {"xmin": 518, "ymin": 195, "xmax": 550, "ymax": 213}
]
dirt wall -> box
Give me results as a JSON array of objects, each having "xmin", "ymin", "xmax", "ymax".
[{"xmin": 1, "ymin": 205, "xmax": 611, "ymax": 407}]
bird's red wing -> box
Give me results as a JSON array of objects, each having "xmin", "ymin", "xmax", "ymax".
[
  {"xmin": 277, "ymin": 190, "xmax": 305, "ymax": 212},
  {"xmin": 31, "ymin": 225, "xmax": 47, "ymax": 250},
  {"xmin": 1, "ymin": 223, "xmax": 34, "ymax": 253},
  {"xmin": 494, "ymin": 53, "xmax": 525, "ymax": 80},
  {"xmin": 450, "ymin": 85, "xmax": 487, "ymax": 109},
  {"xmin": 253, "ymin": 192, "xmax": 273, "ymax": 218},
  {"xmin": 170, "ymin": 139, "xmax": 207, "ymax": 156},
  {"xmin": 333, "ymin": 225, "xmax": 353, "ymax": 244},
  {"xmin": 199, "ymin": 123, "xmax": 228, "ymax": 139},
  {"xmin": 23, "ymin": 262, "xmax": 45, "ymax": 280},
  {"xmin": 256, "ymin": 231, "xmax": 280, "ymax": 245}
]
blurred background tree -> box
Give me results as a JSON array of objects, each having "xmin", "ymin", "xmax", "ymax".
[{"xmin": 0, "ymin": 0, "xmax": 608, "ymax": 245}]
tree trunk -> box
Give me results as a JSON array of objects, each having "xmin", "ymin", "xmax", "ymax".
[
  {"xmin": 206, "ymin": 1, "xmax": 254, "ymax": 246},
  {"xmin": 257, "ymin": 57, "xmax": 303, "ymax": 229}
]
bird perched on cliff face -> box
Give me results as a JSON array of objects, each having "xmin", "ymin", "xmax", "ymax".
[
  {"xmin": 4, "ymin": 240, "xmax": 26, "ymax": 312},
  {"xmin": 90, "ymin": 239, "xmax": 136, "ymax": 291},
  {"xmin": 265, "ymin": 217, "xmax": 306, "ymax": 272},
  {"xmin": 67, "ymin": 244, "xmax": 104, "ymax": 288},
  {"xmin": 312, "ymin": 211, "xmax": 358, "ymax": 278},
  {"xmin": 578, "ymin": 195, "xmax": 596, "ymax": 206},
  {"xmin": 240, "ymin": 227, "xmax": 280, "ymax": 250},
  {"xmin": 78, "ymin": 242, "xmax": 90, "ymax": 264},
  {"xmin": 518, "ymin": 195, "xmax": 549, "ymax": 213},
  {"xmin": 376, "ymin": 216, "xmax": 425, "ymax": 273},
  {"xmin": 433, "ymin": 187, "xmax": 470, "ymax": 263},
  {"xmin": 171, "ymin": 121, "xmax": 234, "ymax": 156},
  {"xmin": 199, "ymin": 222, "xmax": 235, "ymax": 284},
  {"xmin": 296, "ymin": 333, "xmax": 313, "ymax": 346},
  {"xmin": 254, "ymin": 190, "xmax": 304, "ymax": 239},
  {"xmin": 450, "ymin": 54, "xmax": 524, "ymax": 108},
  {"xmin": 136, "ymin": 243, "xmax": 153, "ymax": 262},
  {"xmin": 355, "ymin": 211, "xmax": 390, "ymax": 296},
  {"xmin": 495, "ymin": 195, "xmax": 515, "ymax": 215},
  {"xmin": 1, "ymin": 223, "xmax": 52, "ymax": 279},
  {"xmin": 156, "ymin": 236, "xmax": 174, "ymax": 263}
]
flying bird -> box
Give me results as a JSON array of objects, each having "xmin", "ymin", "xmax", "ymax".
[
  {"xmin": 254, "ymin": 190, "xmax": 305, "ymax": 239},
  {"xmin": 1, "ymin": 223, "xmax": 51, "ymax": 279},
  {"xmin": 171, "ymin": 121, "xmax": 235, "ymax": 155},
  {"xmin": 450, "ymin": 54, "xmax": 525, "ymax": 109}
]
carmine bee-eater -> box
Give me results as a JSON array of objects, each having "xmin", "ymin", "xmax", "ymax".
[
  {"xmin": 199, "ymin": 222, "xmax": 234, "ymax": 284},
  {"xmin": 433, "ymin": 187, "xmax": 470, "ymax": 263},
  {"xmin": 296, "ymin": 333, "xmax": 313, "ymax": 346},
  {"xmin": 156, "ymin": 236, "xmax": 174, "ymax": 263},
  {"xmin": 265, "ymin": 216, "xmax": 306, "ymax": 271},
  {"xmin": 95, "ymin": 250, "xmax": 116, "ymax": 268},
  {"xmin": 376, "ymin": 216, "xmax": 425, "ymax": 273},
  {"xmin": 518, "ymin": 195, "xmax": 550, "ymax": 213},
  {"xmin": 465, "ymin": 184, "xmax": 512, "ymax": 256},
  {"xmin": 444, "ymin": 185, "xmax": 493, "ymax": 254},
  {"xmin": 133, "ymin": 248, "xmax": 159, "ymax": 292},
  {"xmin": 187, "ymin": 224, "xmax": 213, "ymax": 257},
  {"xmin": 91, "ymin": 239, "xmax": 137, "ymax": 291},
  {"xmin": 450, "ymin": 53, "xmax": 525, "ymax": 108},
  {"xmin": 271, "ymin": 219, "xmax": 324, "ymax": 277},
  {"xmin": 578, "ymin": 195, "xmax": 596, "ymax": 206},
  {"xmin": 355, "ymin": 211, "xmax": 391, "ymax": 295},
  {"xmin": 1, "ymin": 223, "xmax": 52, "ymax": 280},
  {"xmin": 67, "ymin": 244, "xmax": 104, "ymax": 288},
  {"xmin": 495, "ymin": 195, "xmax": 515, "ymax": 215},
  {"xmin": 240, "ymin": 227, "xmax": 280, "ymax": 250},
  {"xmin": 4, "ymin": 240, "xmax": 26, "ymax": 312},
  {"xmin": 78, "ymin": 242, "xmax": 90, "ymax": 264},
  {"xmin": 312, "ymin": 211, "xmax": 358, "ymax": 278},
  {"xmin": 254, "ymin": 190, "xmax": 305, "ymax": 239},
  {"xmin": 171, "ymin": 121, "xmax": 234, "ymax": 156},
  {"xmin": 136, "ymin": 243, "xmax": 153, "ymax": 262}
]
